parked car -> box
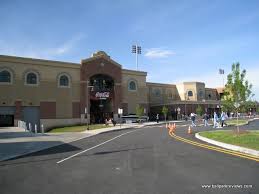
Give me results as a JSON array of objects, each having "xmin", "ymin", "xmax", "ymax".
[{"xmin": 121, "ymin": 115, "xmax": 149, "ymax": 123}]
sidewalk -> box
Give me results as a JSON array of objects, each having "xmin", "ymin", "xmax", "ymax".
[{"xmin": 0, "ymin": 121, "xmax": 182, "ymax": 161}]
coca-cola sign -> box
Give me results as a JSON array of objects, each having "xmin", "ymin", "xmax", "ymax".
[{"xmin": 95, "ymin": 92, "xmax": 110, "ymax": 98}]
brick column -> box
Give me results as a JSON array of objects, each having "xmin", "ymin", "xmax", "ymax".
[
  {"xmin": 113, "ymin": 84, "xmax": 122, "ymax": 114},
  {"xmin": 14, "ymin": 100, "xmax": 22, "ymax": 120},
  {"xmin": 80, "ymin": 81, "xmax": 87, "ymax": 114}
]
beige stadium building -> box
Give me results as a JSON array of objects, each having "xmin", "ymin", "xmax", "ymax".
[{"xmin": 0, "ymin": 51, "xmax": 222, "ymax": 130}]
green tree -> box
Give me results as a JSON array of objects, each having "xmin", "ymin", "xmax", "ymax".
[
  {"xmin": 136, "ymin": 105, "xmax": 144, "ymax": 123},
  {"xmin": 222, "ymin": 62, "xmax": 253, "ymax": 113},
  {"xmin": 196, "ymin": 105, "xmax": 204, "ymax": 116},
  {"xmin": 162, "ymin": 106, "xmax": 169, "ymax": 122},
  {"xmin": 242, "ymin": 100, "xmax": 256, "ymax": 113}
]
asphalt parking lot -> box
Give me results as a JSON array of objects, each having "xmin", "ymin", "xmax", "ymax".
[{"xmin": 0, "ymin": 122, "xmax": 259, "ymax": 194}]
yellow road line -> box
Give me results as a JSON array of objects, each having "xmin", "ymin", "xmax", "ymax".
[
  {"xmin": 172, "ymin": 133, "xmax": 259, "ymax": 161},
  {"xmin": 173, "ymin": 133, "xmax": 258, "ymax": 158},
  {"xmin": 169, "ymin": 132, "xmax": 259, "ymax": 163}
]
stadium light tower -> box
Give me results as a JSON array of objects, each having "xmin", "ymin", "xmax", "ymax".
[
  {"xmin": 219, "ymin": 68, "xmax": 225, "ymax": 88},
  {"xmin": 132, "ymin": 45, "xmax": 141, "ymax": 70}
]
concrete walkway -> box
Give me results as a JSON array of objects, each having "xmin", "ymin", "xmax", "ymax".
[{"xmin": 0, "ymin": 121, "xmax": 181, "ymax": 161}]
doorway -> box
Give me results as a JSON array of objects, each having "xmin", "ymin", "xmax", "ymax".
[{"xmin": 90, "ymin": 99, "xmax": 113, "ymax": 124}]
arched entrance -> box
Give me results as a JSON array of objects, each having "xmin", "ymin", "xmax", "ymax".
[{"xmin": 89, "ymin": 74, "xmax": 114, "ymax": 123}]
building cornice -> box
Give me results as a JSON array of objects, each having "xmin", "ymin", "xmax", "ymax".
[
  {"xmin": 0, "ymin": 55, "xmax": 80, "ymax": 69},
  {"xmin": 147, "ymin": 82, "xmax": 176, "ymax": 87},
  {"xmin": 122, "ymin": 69, "xmax": 147, "ymax": 76},
  {"xmin": 81, "ymin": 51, "xmax": 122, "ymax": 68}
]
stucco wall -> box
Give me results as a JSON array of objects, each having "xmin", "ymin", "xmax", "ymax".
[
  {"xmin": 147, "ymin": 83, "xmax": 180, "ymax": 105},
  {"xmin": 122, "ymin": 69, "xmax": 148, "ymax": 114},
  {"xmin": 0, "ymin": 55, "xmax": 81, "ymax": 119}
]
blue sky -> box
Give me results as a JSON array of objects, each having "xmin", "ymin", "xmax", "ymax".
[{"xmin": 1, "ymin": 0, "xmax": 259, "ymax": 99}]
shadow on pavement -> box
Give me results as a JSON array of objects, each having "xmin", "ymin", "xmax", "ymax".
[
  {"xmin": 0, "ymin": 141, "xmax": 81, "ymax": 162},
  {"xmin": 92, "ymin": 147, "xmax": 152, "ymax": 156},
  {"xmin": 0, "ymin": 132, "xmax": 48, "ymax": 139},
  {"xmin": 0, "ymin": 146, "xmax": 152, "ymax": 167}
]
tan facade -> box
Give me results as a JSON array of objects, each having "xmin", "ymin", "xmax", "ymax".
[
  {"xmin": 147, "ymin": 82, "xmax": 180, "ymax": 105},
  {"xmin": 122, "ymin": 69, "xmax": 148, "ymax": 115},
  {"xmin": 0, "ymin": 51, "xmax": 222, "ymax": 129},
  {"xmin": 148, "ymin": 82, "xmax": 221, "ymax": 120}
]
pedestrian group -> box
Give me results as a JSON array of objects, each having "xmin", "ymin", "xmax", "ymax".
[{"xmin": 188, "ymin": 111, "xmax": 228, "ymax": 128}]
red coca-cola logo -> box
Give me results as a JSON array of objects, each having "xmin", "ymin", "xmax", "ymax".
[{"xmin": 95, "ymin": 92, "xmax": 110, "ymax": 98}]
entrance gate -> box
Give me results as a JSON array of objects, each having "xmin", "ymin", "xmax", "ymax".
[
  {"xmin": 89, "ymin": 74, "xmax": 114, "ymax": 124},
  {"xmin": 0, "ymin": 106, "xmax": 15, "ymax": 127},
  {"xmin": 22, "ymin": 107, "xmax": 40, "ymax": 131}
]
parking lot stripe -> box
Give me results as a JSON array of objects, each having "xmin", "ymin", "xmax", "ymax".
[{"xmin": 57, "ymin": 128, "xmax": 144, "ymax": 164}]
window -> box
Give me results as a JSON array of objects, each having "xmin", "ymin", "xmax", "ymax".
[
  {"xmin": 208, "ymin": 94, "xmax": 211, "ymax": 99},
  {"xmin": 0, "ymin": 70, "xmax": 11, "ymax": 83},
  {"xmin": 59, "ymin": 75, "xmax": 69, "ymax": 87},
  {"xmin": 26, "ymin": 72, "xmax": 38, "ymax": 85},
  {"xmin": 188, "ymin": 91, "xmax": 193, "ymax": 97},
  {"xmin": 90, "ymin": 74, "xmax": 114, "ymax": 91},
  {"xmin": 128, "ymin": 80, "xmax": 137, "ymax": 91},
  {"xmin": 167, "ymin": 92, "xmax": 173, "ymax": 99},
  {"xmin": 154, "ymin": 89, "xmax": 161, "ymax": 97},
  {"xmin": 199, "ymin": 91, "xmax": 204, "ymax": 98},
  {"xmin": 57, "ymin": 73, "xmax": 71, "ymax": 88}
]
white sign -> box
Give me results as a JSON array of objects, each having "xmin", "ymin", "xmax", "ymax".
[
  {"xmin": 118, "ymin": 108, "xmax": 123, "ymax": 115},
  {"xmin": 95, "ymin": 92, "xmax": 110, "ymax": 98}
]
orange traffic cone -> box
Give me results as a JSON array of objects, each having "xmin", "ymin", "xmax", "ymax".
[
  {"xmin": 167, "ymin": 123, "xmax": 176, "ymax": 135},
  {"xmin": 188, "ymin": 126, "xmax": 192, "ymax": 134},
  {"xmin": 166, "ymin": 123, "xmax": 171, "ymax": 132}
]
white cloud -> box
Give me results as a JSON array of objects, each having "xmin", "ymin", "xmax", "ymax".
[
  {"xmin": 0, "ymin": 33, "xmax": 85, "ymax": 59},
  {"xmin": 144, "ymin": 48, "xmax": 176, "ymax": 59},
  {"xmin": 49, "ymin": 34, "xmax": 85, "ymax": 56}
]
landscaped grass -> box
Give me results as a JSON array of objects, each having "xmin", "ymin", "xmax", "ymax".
[
  {"xmin": 48, "ymin": 124, "xmax": 111, "ymax": 133},
  {"xmin": 225, "ymin": 119, "xmax": 248, "ymax": 126},
  {"xmin": 200, "ymin": 130, "xmax": 259, "ymax": 150}
]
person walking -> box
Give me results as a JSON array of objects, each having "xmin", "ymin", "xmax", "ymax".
[
  {"xmin": 156, "ymin": 114, "xmax": 159, "ymax": 123},
  {"xmin": 203, "ymin": 112, "xmax": 209, "ymax": 126},
  {"xmin": 190, "ymin": 112, "xmax": 196, "ymax": 127},
  {"xmin": 213, "ymin": 112, "xmax": 218, "ymax": 128},
  {"xmin": 221, "ymin": 111, "xmax": 226, "ymax": 127}
]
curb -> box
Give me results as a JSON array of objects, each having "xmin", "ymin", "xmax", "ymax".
[{"xmin": 195, "ymin": 132, "xmax": 259, "ymax": 157}]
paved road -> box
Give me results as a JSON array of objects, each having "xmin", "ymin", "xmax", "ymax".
[{"xmin": 0, "ymin": 123, "xmax": 258, "ymax": 194}]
